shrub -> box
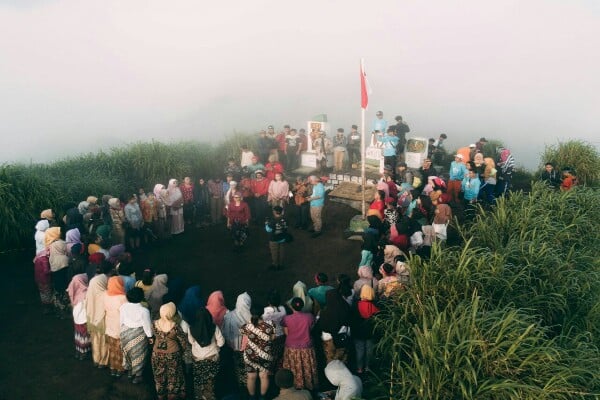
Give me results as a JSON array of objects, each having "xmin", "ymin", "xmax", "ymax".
[{"xmin": 540, "ymin": 140, "xmax": 600, "ymax": 186}]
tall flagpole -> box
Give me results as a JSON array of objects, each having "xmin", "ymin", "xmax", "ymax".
[
  {"xmin": 360, "ymin": 58, "xmax": 368, "ymax": 218},
  {"xmin": 361, "ymin": 107, "xmax": 366, "ymax": 218}
]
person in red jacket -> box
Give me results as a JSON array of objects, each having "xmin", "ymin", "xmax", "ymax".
[
  {"xmin": 250, "ymin": 170, "xmax": 271, "ymax": 224},
  {"xmin": 226, "ymin": 193, "xmax": 251, "ymax": 249},
  {"xmin": 265, "ymin": 154, "xmax": 285, "ymax": 181}
]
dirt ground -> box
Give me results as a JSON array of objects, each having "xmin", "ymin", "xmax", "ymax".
[{"xmin": 0, "ymin": 201, "xmax": 362, "ymax": 400}]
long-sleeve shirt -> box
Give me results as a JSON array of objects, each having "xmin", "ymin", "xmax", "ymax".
[
  {"xmin": 227, "ymin": 202, "xmax": 251, "ymax": 223},
  {"xmin": 251, "ymin": 178, "xmax": 271, "ymax": 197},
  {"xmin": 119, "ymin": 302, "xmax": 153, "ymax": 337},
  {"xmin": 103, "ymin": 294, "xmax": 127, "ymax": 338},
  {"xmin": 377, "ymin": 134, "xmax": 399, "ymax": 157},
  {"xmin": 182, "ymin": 321, "xmax": 225, "ymax": 361},
  {"xmin": 461, "ymin": 177, "xmax": 481, "ymax": 201},
  {"xmin": 268, "ymin": 180, "xmax": 290, "ymax": 202},
  {"xmin": 371, "ymin": 118, "xmax": 388, "ymax": 134},
  {"xmin": 449, "ymin": 161, "xmax": 468, "ymax": 181},
  {"xmin": 208, "ymin": 180, "xmax": 223, "ymax": 198},
  {"xmin": 124, "ymin": 203, "xmax": 143, "ymax": 229}
]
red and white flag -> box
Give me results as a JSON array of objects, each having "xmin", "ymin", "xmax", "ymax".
[{"xmin": 360, "ymin": 59, "xmax": 371, "ymax": 109}]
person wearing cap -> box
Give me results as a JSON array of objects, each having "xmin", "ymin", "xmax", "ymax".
[
  {"xmin": 392, "ymin": 115, "xmax": 410, "ymax": 157},
  {"xmin": 371, "ymin": 111, "xmax": 388, "ymax": 136},
  {"xmin": 465, "ymin": 143, "xmax": 477, "ymax": 163},
  {"xmin": 346, "ymin": 125, "xmax": 361, "ymax": 168},
  {"xmin": 332, "ymin": 128, "xmax": 348, "ymax": 173},
  {"xmin": 448, "ymin": 154, "xmax": 468, "ymax": 203},
  {"xmin": 273, "ymin": 368, "xmax": 312, "ymax": 400}
]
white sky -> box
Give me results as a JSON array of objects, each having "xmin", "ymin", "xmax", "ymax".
[{"xmin": 1, "ymin": 0, "xmax": 599, "ymax": 170}]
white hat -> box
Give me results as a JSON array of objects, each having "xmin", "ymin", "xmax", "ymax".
[
  {"xmin": 455, "ymin": 154, "xmax": 464, "ymax": 159},
  {"xmin": 469, "ymin": 143, "xmax": 476, "ymax": 148}
]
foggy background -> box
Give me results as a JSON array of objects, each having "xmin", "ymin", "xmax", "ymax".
[{"xmin": 1, "ymin": 0, "xmax": 598, "ymax": 171}]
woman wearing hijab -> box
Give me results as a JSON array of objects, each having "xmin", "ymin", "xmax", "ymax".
[
  {"xmin": 34, "ymin": 219, "xmax": 50, "ymax": 255},
  {"xmin": 186, "ymin": 307, "xmax": 225, "ymax": 400},
  {"xmin": 165, "ymin": 178, "xmax": 185, "ymax": 235},
  {"xmin": 287, "ymin": 281, "xmax": 314, "ymax": 314},
  {"xmin": 103, "ymin": 276, "xmax": 127, "ymax": 377},
  {"xmin": 222, "ymin": 292, "xmax": 252, "ymax": 390},
  {"xmin": 152, "ymin": 302, "xmax": 188, "ymax": 399},
  {"xmin": 281, "ymin": 297, "xmax": 318, "ymax": 391},
  {"xmin": 34, "ymin": 246, "xmax": 53, "ymax": 314},
  {"xmin": 120, "ymin": 287, "xmax": 153, "ymax": 383},
  {"xmin": 109, "ymin": 197, "xmax": 126, "ymax": 245},
  {"xmin": 353, "ymin": 266, "xmax": 379, "ymax": 300},
  {"xmin": 206, "ymin": 290, "xmax": 228, "ymax": 329},
  {"xmin": 146, "ymin": 274, "xmax": 169, "ymax": 319},
  {"xmin": 46, "ymin": 227, "xmax": 70, "ymax": 315},
  {"xmin": 352, "ymin": 285, "xmax": 380, "ymax": 375},
  {"xmin": 324, "ymin": 359, "xmax": 363, "ymax": 400},
  {"xmin": 65, "ymin": 228, "xmax": 83, "ymax": 257},
  {"xmin": 318, "ymin": 288, "xmax": 351, "ymax": 364},
  {"xmin": 178, "ymin": 285, "xmax": 204, "ymax": 324},
  {"xmin": 86, "ymin": 261, "xmax": 112, "ymax": 368},
  {"xmin": 67, "ymin": 273, "xmax": 91, "ymax": 360}
]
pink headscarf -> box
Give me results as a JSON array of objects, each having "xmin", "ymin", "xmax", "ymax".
[
  {"xmin": 153, "ymin": 183, "xmax": 165, "ymax": 198},
  {"xmin": 67, "ymin": 273, "xmax": 88, "ymax": 306},
  {"xmin": 206, "ymin": 290, "xmax": 228, "ymax": 328}
]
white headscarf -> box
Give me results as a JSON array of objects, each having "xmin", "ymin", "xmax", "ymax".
[
  {"xmin": 222, "ymin": 292, "xmax": 251, "ymax": 351},
  {"xmin": 165, "ymin": 179, "xmax": 183, "ymax": 206}
]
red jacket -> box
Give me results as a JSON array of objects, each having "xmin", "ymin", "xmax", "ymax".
[{"xmin": 251, "ymin": 178, "xmax": 271, "ymax": 197}]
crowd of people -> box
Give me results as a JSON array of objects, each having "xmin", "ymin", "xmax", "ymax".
[{"xmin": 30, "ymin": 119, "xmax": 579, "ymax": 400}]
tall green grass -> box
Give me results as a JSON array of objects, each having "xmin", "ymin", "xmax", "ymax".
[
  {"xmin": 373, "ymin": 183, "xmax": 600, "ymax": 399},
  {"xmin": 540, "ymin": 140, "xmax": 599, "ymax": 186},
  {"xmin": 0, "ymin": 134, "xmax": 255, "ymax": 251}
]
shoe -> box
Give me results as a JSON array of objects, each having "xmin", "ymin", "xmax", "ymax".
[
  {"xmin": 114, "ymin": 371, "xmax": 122, "ymax": 378},
  {"xmin": 311, "ymin": 232, "xmax": 322, "ymax": 238},
  {"xmin": 109, "ymin": 369, "xmax": 116, "ymax": 376},
  {"xmin": 97, "ymin": 364, "xmax": 107, "ymax": 369},
  {"xmin": 132, "ymin": 376, "xmax": 143, "ymax": 384}
]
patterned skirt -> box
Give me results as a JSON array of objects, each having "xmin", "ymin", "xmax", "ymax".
[
  {"xmin": 152, "ymin": 352, "xmax": 186, "ymax": 398},
  {"xmin": 74, "ymin": 323, "xmax": 91, "ymax": 355},
  {"xmin": 282, "ymin": 346, "xmax": 319, "ymax": 390},
  {"xmin": 106, "ymin": 335, "xmax": 125, "ymax": 372},
  {"xmin": 120, "ymin": 326, "xmax": 148, "ymax": 376},
  {"xmin": 231, "ymin": 222, "xmax": 249, "ymax": 244},
  {"xmin": 193, "ymin": 358, "xmax": 220, "ymax": 400}
]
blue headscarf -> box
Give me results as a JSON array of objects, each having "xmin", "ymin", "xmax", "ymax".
[{"xmin": 178, "ymin": 285, "xmax": 204, "ymax": 323}]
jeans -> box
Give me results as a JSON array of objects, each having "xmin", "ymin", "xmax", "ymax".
[{"xmin": 354, "ymin": 338, "xmax": 374, "ymax": 370}]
